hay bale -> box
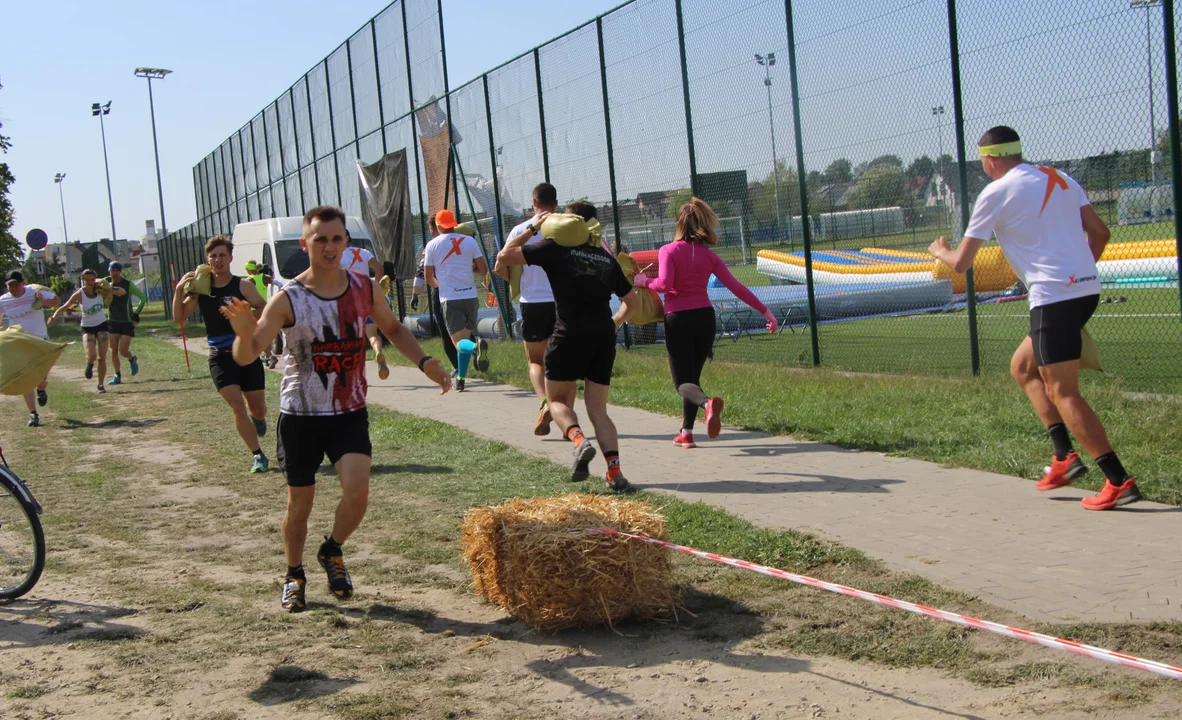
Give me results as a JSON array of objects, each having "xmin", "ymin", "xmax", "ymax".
[{"xmin": 461, "ymin": 493, "xmax": 675, "ymax": 632}]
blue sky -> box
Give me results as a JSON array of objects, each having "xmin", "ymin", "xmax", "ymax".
[
  {"xmin": 2, "ymin": 0, "xmax": 617, "ymax": 247},
  {"xmin": 2, "ymin": 0, "xmax": 1172, "ymax": 249}
]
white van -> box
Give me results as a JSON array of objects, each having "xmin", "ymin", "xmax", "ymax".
[{"xmin": 230, "ymin": 215, "xmax": 376, "ymax": 293}]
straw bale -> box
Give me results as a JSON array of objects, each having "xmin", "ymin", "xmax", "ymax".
[{"xmin": 461, "ymin": 493, "xmax": 675, "ymax": 632}]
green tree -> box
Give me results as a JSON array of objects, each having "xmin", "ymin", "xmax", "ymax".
[
  {"xmin": 666, "ymin": 188, "xmax": 693, "ymax": 219},
  {"xmin": 748, "ymin": 160, "xmax": 801, "ymax": 223},
  {"xmin": 906, "ymin": 155, "xmax": 936, "ymax": 181},
  {"xmin": 822, "ymin": 158, "xmax": 852, "ymax": 184},
  {"xmin": 855, "ymin": 154, "xmax": 903, "ymax": 177},
  {"xmin": 846, "ymin": 165, "xmax": 909, "ymax": 210},
  {"xmin": 0, "ymin": 81, "xmax": 22, "ymax": 274}
]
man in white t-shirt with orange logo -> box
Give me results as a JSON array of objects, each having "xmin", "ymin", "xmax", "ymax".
[
  {"xmin": 339, "ymin": 233, "xmax": 390, "ymax": 380},
  {"xmin": 930, "ymin": 126, "xmax": 1137, "ymax": 511},
  {"xmin": 424, "ymin": 209, "xmax": 489, "ymax": 390}
]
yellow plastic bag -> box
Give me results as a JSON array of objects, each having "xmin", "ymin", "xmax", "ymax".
[
  {"xmin": 0, "ymin": 327, "xmax": 68, "ymax": 396},
  {"xmin": 1080, "ymin": 328, "xmax": 1103, "ymax": 372},
  {"xmin": 27, "ymin": 284, "xmax": 54, "ymax": 310},
  {"xmin": 182, "ymin": 264, "xmax": 213, "ymax": 296}
]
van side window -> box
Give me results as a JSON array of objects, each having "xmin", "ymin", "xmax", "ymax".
[{"xmin": 262, "ymin": 244, "xmax": 273, "ymax": 273}]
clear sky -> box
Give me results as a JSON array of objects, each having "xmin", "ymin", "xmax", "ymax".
[
  {"xmin": 2, "ymin": 0, "xmax": 1172, "ymax": 251},
  {"xmin": 1, "ymin": 0, "xmax": 619, "ymax": 249}
]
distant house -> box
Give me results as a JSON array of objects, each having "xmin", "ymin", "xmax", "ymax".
[
  {"xmin": 816, "ymin": 182, "xmax": 856, "ymax": 211},
  {"xmin": 49, "ymin": 239, "xmax": 140, "ymax": 277}
]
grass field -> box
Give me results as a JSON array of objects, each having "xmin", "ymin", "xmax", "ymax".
[{"xmin": 3, "ymin": 322, "xmax": 1182, "ymax": 718}]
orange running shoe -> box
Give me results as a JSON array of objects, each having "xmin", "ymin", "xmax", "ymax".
[
  {"xmin": 1035, "ymin": 452, "xmax": 1087, "ymax": 491},
  {"xmin": 1081, "ymin": 479, "xmax": 1143, "ymax": 511},
  {"xmin": 534, "ymin": 405, "xmax": 552, "ymax": 436}
]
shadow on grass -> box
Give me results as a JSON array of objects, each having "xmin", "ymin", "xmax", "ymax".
[
  {"xmin": 248, "ymin": 665, "xmax": 359, "ymax": 705},
  {"xmin": 316, "ymin": 463, "xmax": 454, "ymax": 477},
  {"xmin": 59, "ymin": 417, "xmax": 167, "ymax": 430}
]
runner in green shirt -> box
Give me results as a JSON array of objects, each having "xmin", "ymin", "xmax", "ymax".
[{"xmin": 105, "ymin": 262, "xmax": 147, "ymax": 385}]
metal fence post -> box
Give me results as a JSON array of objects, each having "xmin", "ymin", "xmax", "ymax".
[
  {"xmin": 348, "ymin": 40, "xmax": 360, "ymax": 161},
  {"xmin": 452, "ymin": 142, "xmax": 516, "ymax": 337},
  {"xmin": 946, "ymin": 0, "xmax": 981, "ymax": 375},
  {"xmin": 371, "ymin": 19, "xmax": 389, "ymax": 156},
  {"xmin": 534, "ymin": 48, "xmax": 551, "ymax": 183},
  {"xmin": 324, "ymin": 58, "xmax": 343, "ymax": 203},
  {"xmin": 597, "ymin": 16, "xmax": 630, "ymax": 349},
  {"xmin": 437, "ymin": 0, "xmax": 455, "ymax": 212},
  {"xmin": 784, "ymin": 0, "xmax": 820, "ymax": 366},
  {"xmin": 1161, "ymin": 0, "xmax": 1182, "ymax": 318},
  {"xmin": 674, "ymin": 0, "xmax": 699, "ymax": 195},
  {"xmin": 289, "ymin": 89, "xmax": 304, "ymax": 214},
  {"xmin": 484, "ymin": 74, "xmax": 515, "ymax": 341},
  {"xmin": 305, "ymin": 75, "xmax": 322, "ymax": 205},
  {"xmin": 401, "ymin": 0, "xmax": 430, "ymax": 243}
]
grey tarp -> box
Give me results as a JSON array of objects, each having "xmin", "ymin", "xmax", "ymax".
[{"xmin": 357, "ymin": 150, "xmax": 415, "ymax": 279}]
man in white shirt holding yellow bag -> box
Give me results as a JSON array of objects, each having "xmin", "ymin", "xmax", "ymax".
[
  {"xmin": 0, "ymin": 270, "xmax": 60, "ymax": 426},
  {"xmin": 929, "ymin": 126, "xmax": 1137, "ymax": 511}
]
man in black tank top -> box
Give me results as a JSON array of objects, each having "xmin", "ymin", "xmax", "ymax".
[
  {"xmin": 219, "ymin": 205, "xmax": 451, "ymax": 613},
  {"xmin": 172, "ymin": 235, "xmax": 270, "ymax": 474}
]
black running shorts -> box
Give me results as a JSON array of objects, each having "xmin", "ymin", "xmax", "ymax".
[
  {"xmin": 82, "ymin": 322, "xmax": 110, "ymax": 337},
  {"xmin": 520, "ymin": 301, "xmax": 556, "ymax": 343},
  {"xmin": 544, "ymin": 331, "xmax": 617, "ymax": 386},
  {"xmin": 277, "ymin": 409, "xmax": 372, "ymax": 487},
  {"xmin": 108, "ymin": 321, "xmax": 135, "ymax": 337},
  {"xmin": 1029, "ymin": 294, "xmax": 1100, "ymax": 366},
  {"xmin": 209, "ymin": 350, "xmax": 266, "ymax": 392}
]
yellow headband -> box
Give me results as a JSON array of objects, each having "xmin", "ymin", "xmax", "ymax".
[{"xmin": 978, "ymin": 141, "xmax": 1023, "ymax": 158}]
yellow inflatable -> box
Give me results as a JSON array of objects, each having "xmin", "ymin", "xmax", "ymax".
[{"xmin": 0, "ymin": 327, "xmax": 68, "ymax": 396}]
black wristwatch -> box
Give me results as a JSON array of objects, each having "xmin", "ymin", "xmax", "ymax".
[
  {"xmin": 417, "ymin": 355, "xmax": 434, "ymax": 372},
  {"xmin": 526, "ymin": 223, "xmax": 537, "ymax": 235}
]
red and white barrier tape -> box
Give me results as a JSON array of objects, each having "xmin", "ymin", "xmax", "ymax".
[{"xmin": 593, "ymin": 528, "xmax": 1182, "ymax": 681}]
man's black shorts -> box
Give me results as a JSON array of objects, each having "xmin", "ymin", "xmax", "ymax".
[
  {"xmin": 544, "ymin": 331, "xmax": 617, "ymax": 386},
  {"xmin": 520, "ymin": 302, "xmax": 556, "ymax": 343},
  {"xmin": 82, "ymin": 322, "xmax": 110, "ymax": 337},
  {"xmin": 277, "ymin": 409, "xmax": 372, "ymax": 487},
  {"xmin": 208, "ymin": 350, "xmax": 266, "ymax": 392},
  {"xmin": 108, "ymin": 321, "xmax": 135, "ymax": 337},
  {"xmin": 1029, "ymin": 294, "xmax": 1099, "ymax": 366}
]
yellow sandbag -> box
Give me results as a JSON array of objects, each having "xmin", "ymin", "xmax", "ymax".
[
  {"xmin": 379, "ymin": 275, "xmax": 392, "ymax": 295},
  {"xmin": 94, "ymin": 279, "xmax": 115, "ymax": 307},
  {"xmin": 1081, "ymin": 328, "xmax": 1103, "ymax": 372},
  {"xmin": 27, "ymin": 285, "xmax": 54, "ymax": 310},
  {"xmin": 453, "ymin": 222, "xmax": 476, "ymax": 237},
  {"xmin": 182, "ymin": 264, "xmax": 213, "ymax": 296},
  {"xmin": 614, "ymin": 251, "xmax": 663, "ymax": 325},
  {"xmin": 541, "ymin": 213, "xmax": 594, "ymax": 248},
  {"xmin": 616, "ymin": 251, "xmax": 640, "ymax": 284},
  {"xmin": 0, "ymin": 327, "xmax": 68, "ymax": 396},
  {"xmin": 508, "ymin": 265, "xmax": 523, "ymax": 302}
]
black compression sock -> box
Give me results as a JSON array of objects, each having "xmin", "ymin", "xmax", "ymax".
[
  {"xmin": 252, "ymin": 448, "xmax": 264, "ymax": 457},
  {"xmin": 287, "ymin": 565, "xmax": 305, "ymax": 579},
  {"xmin": 323, "ymin": 535, "xmax": 343, "ymax": 550},
  {"xmin": 1095, "ymin": 452, "xmax": 1130, "ymax": 485},
  {"xmin": 1046, "ymin": 423, "xmax": 1074, "ymax": 461}
]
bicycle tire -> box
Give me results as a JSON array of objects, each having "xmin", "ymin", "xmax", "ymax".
[{"xmin": 0, "ymin": 468, "xmax": 45, "ymax": 601}]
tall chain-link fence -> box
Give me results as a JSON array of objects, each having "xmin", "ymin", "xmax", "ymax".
[{"xmin": 162, "ymin": 0, "xmax": 1182, "ymax": 392}]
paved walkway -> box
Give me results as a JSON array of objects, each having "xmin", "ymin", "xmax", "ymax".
[{"xmin": 365, "ymin": 367, "xmax": 1182, "ymax": 624}]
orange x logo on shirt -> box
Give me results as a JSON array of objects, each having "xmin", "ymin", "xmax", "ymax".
[
  {"xmin": 1038, "ymin": 166, "xmax": 1069, "ymax": 214},
  {"xmin": 440, "ymin": 237, "xmax": 464, "ymax": 263}
]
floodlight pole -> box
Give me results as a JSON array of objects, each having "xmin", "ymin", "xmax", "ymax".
[
  {"xmin": 92, "ymin": 102, "xmax": 118, "ymax": 242},
  {"xmin": 135, "ymin": 68, "xmax": 172, "ymax": 235},
  {"xmin": 1131, "ymin": 1, "xmax": 1162, "ymax": 185},
  {"xmin": 54, "ymin": 173, "xmax": 69, "ymax": 245},
  {"xmin": 758, "ymin": 54, "xmax": 783, "ymax": 242}
]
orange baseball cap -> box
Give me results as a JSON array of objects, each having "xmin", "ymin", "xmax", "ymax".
[{"xmin": 434, "ymin": 209, "xmax": 457, "ymax": 230}]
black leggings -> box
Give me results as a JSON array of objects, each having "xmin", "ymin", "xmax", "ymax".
[
  {"xmin": 664, "ymin": 307, "xmax": 715, "ymax": 429},
  {"xmin": 432, "ymin": 289, "xmax": 459, "ymax": 369}
]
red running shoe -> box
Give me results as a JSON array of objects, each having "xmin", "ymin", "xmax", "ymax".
[
  {"xmin": 704, "ymin": 397, "xmax": 724, "ymax": 439},
  {"xmin": 1081, "ymin": 479, "xmax": 1143, "ymax": 511},
  {"xmin": 673, "ymin": 431, "xmax": 696, "ymax": 449},
  {"xmin": 1035, "ymin": 452, "xmax": 1087, "ymax": 491}
]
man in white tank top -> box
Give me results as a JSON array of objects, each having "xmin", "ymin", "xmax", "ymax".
[
  {"xmin": 930, "ymin": 126, "xmax": 1139, "ymax": 511},
  {"xmin": 50, "ymin": 268, "xmax": 124, "ymax": 394},
  {"xmin": 220, "ymin": 205, "xmax": 451, "ymax": 613}
]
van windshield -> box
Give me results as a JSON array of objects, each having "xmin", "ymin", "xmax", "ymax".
[{"xmin": 276, "ymin": 237, "xmax": 376, "ymax": 280}]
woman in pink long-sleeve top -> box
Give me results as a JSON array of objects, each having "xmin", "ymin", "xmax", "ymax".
[{"xmin": 638, "ymin": 198, "xmax": 778, "ymax": 448}]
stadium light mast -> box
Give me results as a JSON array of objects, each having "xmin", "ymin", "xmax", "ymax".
[
  {"xmin": 53, "ymin": 173, "xmax": 69, "ymax": 246},
  {"xmin": 91, "ymin": 101, "xmax": 117, "ymax": 242},
  {"xmin": 756, "ymin": 53, "xmax": 783, "ymax": 240},
  {"xmin": 1130, "ymin": 0, "xmax": 1161, "ymax": 186},
  {"xmin": 135, "ymin": 67, "xmax": 172, "ymax": 235}
]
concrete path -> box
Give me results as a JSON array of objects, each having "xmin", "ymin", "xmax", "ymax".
[{"xmin": 364, "ymin": 367, "xmax": 1182, "ymax": 625}]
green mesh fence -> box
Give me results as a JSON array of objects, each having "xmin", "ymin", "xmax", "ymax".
[{"xmin": 168, "ymin": 0, "xmax": 1182, "ymax": 395}]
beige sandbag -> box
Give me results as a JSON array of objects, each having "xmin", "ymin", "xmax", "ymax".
[
  {"xmin": 1080, "ymin": 328, "xmax": 1103, "ymax": 372},
  {"xmin": 27, "ymin": 285, "xmax": 54, "ymax": 310},
  {"xmin": 182, "ymin": 265, "xmax": 213, "ymax": 296},
  {"xmin": 0, "ymin": 327, "xmax": 68, "ymax": 396},
  {"xmin": 541, "ymin": 213, "xmax": 594, "ymax": 248}
]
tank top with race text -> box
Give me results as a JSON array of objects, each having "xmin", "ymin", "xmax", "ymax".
[
  {"xmin": 279, "ymin": 271, "xmax": 374, "ymax": 416},
  {"xmin": 79, "ymin": 289, "xmax": 107, "ymax": 328}
]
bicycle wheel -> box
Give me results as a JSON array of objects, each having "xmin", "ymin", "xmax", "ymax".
[{"xmin": 0, "ymin": 469, "xmax": 45, "ymax": 600}]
